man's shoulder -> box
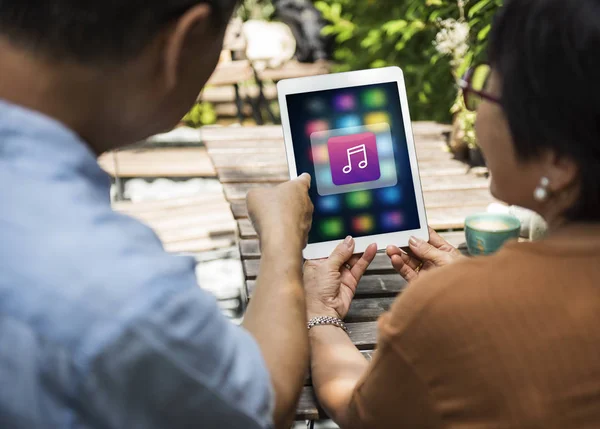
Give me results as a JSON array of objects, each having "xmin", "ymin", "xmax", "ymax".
[{"xmin": 0, "ymin": 188, "xmax": 203, "ymax": 351}]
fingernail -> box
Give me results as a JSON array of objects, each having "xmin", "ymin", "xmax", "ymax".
[
  {"xmin": 409, "ymin": 236, "xmax": 421, "ymax": 247},
  {"xmin": 344, "ymin": 236, "xmax": 353, "ymax": 247}
]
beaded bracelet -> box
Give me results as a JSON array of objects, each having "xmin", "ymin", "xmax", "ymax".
[{"xmin": 307, "ymin": 316, "xmax": 349, "ymax": 333}]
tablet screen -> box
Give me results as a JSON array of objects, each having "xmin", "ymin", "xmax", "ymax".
[{"xmin": 286, "ymin": 81, "xmax": 422, "ymax": 245}]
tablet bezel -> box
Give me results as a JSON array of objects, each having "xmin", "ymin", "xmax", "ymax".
[{"xmin": 277, "ymin": 66, "xmax": 429, "ymax": 260}]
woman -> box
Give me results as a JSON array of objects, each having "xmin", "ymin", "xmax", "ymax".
[{"xmin": 304, "ymin": 0, "xmax": 600, "ymax": 427}]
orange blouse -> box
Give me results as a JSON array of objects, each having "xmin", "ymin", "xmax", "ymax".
[{"xmin": 347, "ymin": 225, "xmax": 600, "ymax": 428}]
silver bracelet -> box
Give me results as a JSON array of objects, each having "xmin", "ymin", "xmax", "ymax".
[{"xmin": 307, "ymin": 316, "xmax": 348, "ymax": 333}]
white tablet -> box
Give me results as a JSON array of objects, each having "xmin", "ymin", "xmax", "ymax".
[{"xmin": 277, "ymin": 67, "xmax": 429, "ymax": 259}]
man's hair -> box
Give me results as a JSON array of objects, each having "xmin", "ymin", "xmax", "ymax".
[
  {"xmin": 489, "ymin": 0, "xmax": 600, "ymax": 221},
  {"xmin": 0, "ymin": 0, "xmax": 236, "ymax": 63}
]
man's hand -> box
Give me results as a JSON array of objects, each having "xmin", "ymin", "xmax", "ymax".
[
  {"xmin": 247, "ymin": 173, "xmax": 314, "ymax": 250},
  {"xmin": 243, "ymin": 173, "xmax": 314, "ymax": 428},
  {"xmin": 386, "ymin": 227, "xmax": 464, "ymax": 282},
  {"xmin": 304, "ymin": 237, "xmax": 377, "ymax": 320}
]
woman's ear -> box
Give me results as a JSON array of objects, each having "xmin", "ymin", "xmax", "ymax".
[
  {"xmin": 543, "ymin": 151, "xmax": 579, "ymax": 193},
  {"xmin": 162, "ymin": 4, "xmax": 215, "ymax": 90}
]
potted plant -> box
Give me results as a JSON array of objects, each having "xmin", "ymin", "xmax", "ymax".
[
  {"xmin": 450, "ymin": 93, "xmax": 485, "ymax": 166},
  {"xmin": 448, "ymin": 94, "xmax": 470, "ymax": 161},
  {"xmin": 433, "ymin": 9, "xmax": 476, "ymax": 159}
]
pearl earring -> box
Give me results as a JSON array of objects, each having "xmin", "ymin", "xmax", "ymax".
[{"xmin": 534, "ymin": 176, "xmax": 550, "ymax": 202}]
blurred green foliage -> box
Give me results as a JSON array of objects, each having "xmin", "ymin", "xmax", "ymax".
[
  {"xmin": 238, "ymin": 0, "xmax": 275, "ymax": 20},
  {"xmin": 181, "ymin": 102, "xmax": 217, "ymax": 128},
  {"xmin": 315, "ymin": 0, "xmax": 502, "ymax": 122}
]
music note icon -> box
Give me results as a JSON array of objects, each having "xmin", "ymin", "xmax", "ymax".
[
  {"xmin": 342, "ymin": 144, "xmax": 368, "ymax": 174},
  {"xmin": 327, "ymin": 132, "xmax": 381, "ymax": 186}
]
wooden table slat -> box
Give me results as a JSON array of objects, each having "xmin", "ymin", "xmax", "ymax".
[
  {"xmin": 206, "ymin": 60, "xmax": 255, "ymax": 87},
  {"xmin": 201, "ymin": 122, "xmax": 451, "ymax": 144},
  {"xmin": 99, "ymin": 148, "xmax": 215, "ymax": 178},
  {"xmin": 344, "ymin": 321, "xmax": 379, "ymax": 349},
  {"xmin": 115, "ymin": 201, "xmax": 232, "ymax": 223},
  {"xmin": 163, "ymin": 236, "xmax": 236, "ymax": 253},
  {"xmin": 207, "ymin": 141, "xmax": 448, "ymax": 158},
  {"xmin": 112, "ymin": 193, "xmax": 235, "ymax": 254},
  {"xmin": 246, "ymin": 254, "xmax": 394, "ymax": 279},
  {"xmin": 246, "ymin": 273, "xmax": 407, "ymax": 300},
  {"xmin": 112, "ymin": 193, "xmax": 226, "ymax": 211},
  {"xmin": 201, "ymin": 125, "xmax": 286, "ymax": 142},
  {"xmin": 297, "ymin": 387, "xmax": 326, "ymax": 421},
  {"xmin": 256, "ymin": 60, "xmax": 331, "ymax": 81},
  {"xmin": 204, "ymin": 136, "xmax": 448, "ymax": 152}
]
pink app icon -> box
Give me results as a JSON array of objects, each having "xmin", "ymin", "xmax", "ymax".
[{"xmin": 327, "ymin": 132, "xmax": 381, "ymax": 186}]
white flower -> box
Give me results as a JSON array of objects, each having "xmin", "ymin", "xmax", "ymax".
[{"xmin": 433, "ymin": 18, "xmax": 470, "ymax": 69}]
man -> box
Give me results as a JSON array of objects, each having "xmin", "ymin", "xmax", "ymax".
[{"xmin": 0, "ymin": 1, "xmax": 313, "ymax": 428}]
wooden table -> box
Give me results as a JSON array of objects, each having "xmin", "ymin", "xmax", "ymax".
[
  {"xmin": 98, "ymin": 147, "xmax": 216, "ymax": 179},
  {"xmin": 202, "ymin": 124, "xmax": 495, "ymax": 422},
  {"xmin": 112, "ymin": 193, "xmax": 236, "ymax": 254}
]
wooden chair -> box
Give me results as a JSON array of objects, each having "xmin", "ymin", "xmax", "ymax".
[
  {"xmin": 251, "ymin": 59, "xmax": 331, "ymax": 123},
  {"xmin": 200, "ymin": 19, "xmax": 261, "ymax": 124}
]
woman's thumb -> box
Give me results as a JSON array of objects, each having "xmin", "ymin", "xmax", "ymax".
[
  {"xmin": 328, "ymin": 236, "xmax": 356, "ymax": 270},
  {"xmin": 408, "ymin": 236, "xmax": 446, "ymax": 264}
]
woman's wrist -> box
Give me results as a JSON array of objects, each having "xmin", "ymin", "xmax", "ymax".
[{"xmin": 307, "ymin": 300, "xmax": 342, "ymax": 320}]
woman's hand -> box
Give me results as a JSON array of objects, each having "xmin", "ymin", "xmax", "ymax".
[
  {"xmin": 386, "ymin": 227, "xmax": 464, "ymax": 282},
  {"xmin": 304, "ymin": 237, "xmax": 378, "ymax": 320}
]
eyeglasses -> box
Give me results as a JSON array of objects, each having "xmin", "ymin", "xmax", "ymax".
[{"xmin": 459, "ymin": 64, "xmax": 501, "ymax": 112}]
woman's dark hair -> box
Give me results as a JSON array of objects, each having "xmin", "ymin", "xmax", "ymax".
[
  {"xmin": 0, "ymin": 0, "xmax": 237, "ymax": 63},
  {"xmin": 489, "ymin": 0, "xmax": 600, "ymax": 221}
]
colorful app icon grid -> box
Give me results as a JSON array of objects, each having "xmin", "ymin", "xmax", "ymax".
[
  {"xmin": 378, "ymin": 187, "xmax": 403, "ymax": 205},
  {"xmin": 352, "ymin": 215, "xmax": 375, "ymax": 234},
  {"xmin": 287, "ymin": 81, "xmax": 421, "ymax": 243},
  {"xmin": 320, "ymin": 217, "xmax": 344, "ymax": 238},
  {"xmin": 381, "ymin": 211, "xmax": 404, "ymax": 229},
  {"xmin": 333, "ymin": 94, "xmax": 357, "ymax": 111},
  {"xmin": 311, "ymin": 145, "xmax": 329, "ymax": 164},
  {"xmin": 305, "ymin": 120, "xmax": 329, "ymax": 137},
  {"xmin": 362, "ymin": 89, "xmax": 388, "ymax": 109},
  {"xmin": 306, "ymin": 98, "xmax": 328, "ymax": 115},
  {"xmin": 335, "ymin": 115, "xmax": 362, "ymax": 129},
  {"xmin": 318, "ymin": 195, "xmax": 342, "ymax": 213},
  {"xmin": 365, "ymin": 112, "xmax": 391, "ymax": 126},
  {"xmin": 346, "ymin": 191, "xmax": 372, "ymax": 209}
]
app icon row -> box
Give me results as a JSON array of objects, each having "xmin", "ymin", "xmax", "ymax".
[
  {"xmin": 306, "ymin": 89, "xmax": 389, "ymax": 115},
  {"xmin": 319, "ymin": 210, "xmax": 405, "ymax": 238},
  {"xmin": 306, "ymin": 112, "xmax": 391, "ymax": 137},
  {"xmin": 317, "ymin": 188, "xmax": 403, "ymax": 213},
  {"xmin": 310, "ymin": 133, "xmax": 394, "ymax": 165}
]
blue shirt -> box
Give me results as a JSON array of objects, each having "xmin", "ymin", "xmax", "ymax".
[{"xmin": 0, "ymin": 101, "xmax": 274, "ymax": 428}]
